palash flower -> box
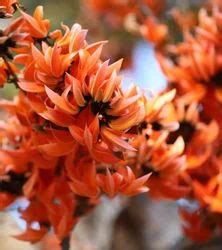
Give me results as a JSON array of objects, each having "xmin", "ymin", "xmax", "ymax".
[
  {"xmin": 0, "ymin": 91, "xmax": 47, "ymax": 128},
  {"xmin": 128, "ymin": 130, "xmax": 185, "ymax": 177},
  {"xmin": 0, "ymin": 59, "xmax": 18, "ymax": 87},
  {"xmin": 124, "ymin": 13, "xmax": 168, "ymax": 46},
  {"xmin": 0, "ymin": 136, "xmax": 27, "ymax": 209},
  {"xmin": 0, "ymin": 123, "xmax": 150, "ymax": 243},
  {"xmin": 0, "ymin": 114, "xmax": 100, "ymax": 242},
  {"xmin": 120, "ymin": 90, "xmax": 189, "ymax": 200},
  {"xmin": 4, "ymin": 0, "xmax": 222, "ymax": 246},
  {"xmin": 179, "ymin": 206, "xmax": 222, "ymax": 242},
  {"xmin": 0, "ymin": 22, "xmax": 21, "ymax": 82},
  {"xmin": 0, "ymin": 7, "xmax": 49, "ymax": 87},
  {"xmin": 0, "ymin": 112, "xmax": 76, "ymax": 173},
  {"xmin": 0, "ymin": 89, "xmax": 149, "ymax": 242},
  {"xmin": 84, "ymin": 0, "xmax": 135, "ymax": 28},
  {"xmin": 193, "ymin": 171, "xmax": 222, "ymax": 213},
  {"xmin": 158, "ymin": 6, "xmax": 222, "ymax": 103},
  {"xmin": 0, "ymin": 6, "xmax": 51, "ymax": 81},
  {"xmin": 66, "ymin": 154, "xmax": 150, "ymax": 198},
  {"xmin": 140, "ymin": 17, "xmax": 168, "ymax": 46},
  {"xmin": 85, "ymin": 0, "xmax": 167, "ymax": 46},
  {"xmin": 17, "ymin": 20, "xmax": 145, "ymax": 163},
  {"xmin": 83, "ymin": 0, "xmax": 166, "ymax": 38},
  {"xmin": 97, "ymin": 166, "xmax": 150, "ymax": 197},
  {"xmin": 127, "ymin": 128, "xmax": 189, "ymax": 200},
  {"xmin": 0, "ymin": 17, "xmax": 26, "ymax": 59},
  {"xmin": 67, "ymin": 156, "xmax": 100, "ymax": 198},
  {"xmin": 0, "ymin": 0, "xmax": 17, "ymax": 17},
  {"xmin": 179, "ymin": 158, "xmax": 222, "ymax": 242},
  {"xmin": 154, "ymin": 4, "xmax": 222, "ymax": 238},
  {"xmin": 0, "ymin": 119, "xmax": 71, "ymax": 208},
  {"xmin": 20, "ymin": 6, "xmax": 50, "ymax": 39},
  {"xmin": 84, "ymin": 0, "xmax": 165, "ymax": 23},
  {"xmin": 0, "ymin": 117, "xmax": 89, "ymax": 241},
  {"xmin": 0, "ymin": 120, "xmax": 28, "ymax": 208},
  {"xmin": 14, "ymin": 173, "xmax": 77, "ymax": 242},
  {"xmin": 164, "ymin": 96, "xmax": 219, "ymax": 169},
  {"xmin": 170, "ymin": 8, "xmax": 198, "ymax": 31},
  {"xmin": 183, "ymin": 153, "xmax": 221, "ymax": 191},
  {"xmin": 0, "ymin": 114, "xmax": 149, "ymax": 243},
  {"xmin": 141, "ymin": 89, "xmax": 178, "ymax": 128}
]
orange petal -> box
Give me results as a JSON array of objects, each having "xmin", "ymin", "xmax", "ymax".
[
  {"xmin": 0, "ymin": 193, "xmax": 15, "ymax": 210},
  {"xmin": 101, "ymin": 127, "xmax": 136, "ymax": 151},
  {"xmin": 69, "ymin": 125, "xmax": 85, "ymax": 145},
  {"xmin": 14, "ymin": 227, "xmax": 48, "ymax": 243},
  {"xmin": 38, "ymin": 141, "xmax": 76, "ymax": 156},
  {"xmin": 45, "ymin": 86, "xmax": 77, "ymax": 114},
  {"xmin": 18, "ymin": 80, "xmax": 44, "ymax": 93},
  {"xmin": 109, "ymin": 104, "xmax": 145, "ymax": 131},
  {"xmin": 40, "ymin": 108, "xmax": 75, "ymax": 127},
  {"xmin": 23, "ymin": 168, "xmax": 38, "ymax": 198}
]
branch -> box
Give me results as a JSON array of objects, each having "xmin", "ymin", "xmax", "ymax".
[
  {"xmin": 61, "ymin": 235, "xmax": 70, "ymax": 250},
  {"xmin": 2, "ymin": 56, "xmax": 18, "ymax": 87}
]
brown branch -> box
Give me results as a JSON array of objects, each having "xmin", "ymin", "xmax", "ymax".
[
  {"xmin": 2, "ymin": 56, "xmax": 18, "ymax": 87},
  {"xmin": 61, "ymin": 235, "xmax": 70, "ymax": 250}
]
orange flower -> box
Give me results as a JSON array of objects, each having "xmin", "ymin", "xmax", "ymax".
[
  {"xmin": 20, "ymin": 6, "xmax": 50, "ymax": 38},
  {"xmin": 164, "ymin": 96, "xmax": 219, "ymax": 169},
  {"xmin": 0, "ymin": 0, "xmax": 17, "ymax": 17},
  {"xmin": 142, "ymin": 89, "xmax": 177, "ymax": 128},
  {"xmin": 127, "ymin": 128, "xmax": 188, "ymax": 199},
  {"xmin": 66, "ymin": 154, "xmax": 150, "ymax": 198},
  {"xmin": 50, "ymin": 23, "xmax": 88, "ymax": 53},
  {"xmin": 140, "ymin": 17, "xmax": 168, "ymax": 45},
  {"xmin": 129, "ymin": 131, "xmax": 185, "ymax": 177},
  {"xmin": 18, "ymin": 172, "xmax": 78, "ymax": 241},
  {"xmin": 193, "ymin": 172, "xmax": 222, "ymax": 213},
  {"xmin": 17, "ymin": 23, "xmax": 145, "ymax": 163},
  {"xmin": 120, "ymin": 89, "xmax": 191, "ymax": 200},
  {"xmin": 148, "ymin": 178, "xmax": 190, "ymax": 200},
  {"xmin": 84, "ymin": 0, "xmax": 165, "ymax": 25},
  {"xmin": 84, "ymin": 0, "xmax": 137, "ymax": 27},
  {"xmin": 97, "ymin": 166, "xmax": 150, "ymax": 197},
  {"xmin": 3, "ymin": 1, "xmax": 220, "ymax": 245},
  {"xmin": 179, "ymin": 207, "xmax": 215, "ymax": 242},
  {"xmin": 67, "ymin": 156, "xmax": 100, "ymax": 198},
  {"xmin": 19, "ymin": 43, "xmax": 75, "ymax": 89},
  {"xmin": 0, "ymin": 113, "xmax": 75, "ymax": 177},
  {"xmin": 159, "ymin": 6, "xmax": 222, "ymax": 104}
]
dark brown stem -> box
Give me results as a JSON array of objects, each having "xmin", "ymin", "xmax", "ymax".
[
  {"xmin": 173, "ymin": 236, "xmax": 222, "ymax": 250},
  {"xmin": 2, "ymin": 56, "xmax": 18, "ymax": 87},
  {"xmin": 61, "ymin": 235, "xmax": 70, "ymax": 250}
]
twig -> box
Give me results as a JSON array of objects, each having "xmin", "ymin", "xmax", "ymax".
[
  {"xmin": 61, "ymin": 235, "xmax": 70, "ymax": 250},
  {"xmin": 2, "ymin": 56, "xmax": 18, "ymax": 87}
]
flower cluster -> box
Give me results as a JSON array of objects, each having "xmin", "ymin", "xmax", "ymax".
[
  {"xmin": 2, "ymin": 0, "xmax": 222, "ymax": 247},
  {"xmin": 155, "ymin": 3, "xmax": 222, "ymax": 242},
  {"xmin": 84, "ymin": 0, "xmax": 165, "ymax": 23},
  {"xmin": 84, "ymin": 0, "xmax": 167, "ymax": 46},
  {"xmin": 86, "ymin": 0, "xmax": 222, "ymax": 243},
  {"xmin": 0, "ymin": 3, "xmax": 178, "ymax": 248}
]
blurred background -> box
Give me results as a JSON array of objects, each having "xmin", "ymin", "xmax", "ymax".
[{"xmin": 0, "ymin": 0, "xmax": 215, "ymax": 250}]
